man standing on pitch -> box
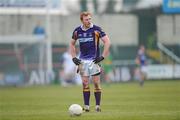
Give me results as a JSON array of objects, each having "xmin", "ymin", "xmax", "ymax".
[{"xmin": 70, "ymin": 11, "xmax": 110, "ymax": 112}]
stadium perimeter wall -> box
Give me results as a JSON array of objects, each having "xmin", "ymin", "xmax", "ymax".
[{"xmin": 0, "ymin": 14, "xmax": 138, "ymax": 45}]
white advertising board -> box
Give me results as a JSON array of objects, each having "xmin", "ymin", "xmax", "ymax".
[
  {"xmin": 147, "ymin": 64, "xmax": 180, "ymax": 79},
  {"xmin": 174, "ymin": 65, "xmax": 180, "ymax": 78}
]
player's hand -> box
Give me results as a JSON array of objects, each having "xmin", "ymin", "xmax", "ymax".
[
  {"xmin": 93, "ymin": 56, "xmax": 104, "ymax": 64},
  {"xmin": 72, "ymin": 57, "xmax": 81, "ymax": 65}
]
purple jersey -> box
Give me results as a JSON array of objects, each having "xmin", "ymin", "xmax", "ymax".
[
  {"xmin": 138, "ymin": 50, "xmax": 146, "ymax": 66},
  {"xmin": 72, "ymin": 24, "xmax": 106, "ymax": 60}
]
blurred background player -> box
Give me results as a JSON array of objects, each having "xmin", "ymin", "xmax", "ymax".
[
  {"xmin": 70, "ymin": 11, "xmax": 110, "ymax": 112},
  {"xmin": 102, "ymin": 54, "xmax": 113, "ymax": 84},
  {"xmin": 135, "ymin": 45, "xmax": 147, "ymax": 86},
  {"xmin": 59, "ymin": 47, "xmax": 76, "ymax": 87}
]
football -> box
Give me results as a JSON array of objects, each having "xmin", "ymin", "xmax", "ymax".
[{"xmin": 68, "ymin": 104, "xmax": 83, "ymax": 116}]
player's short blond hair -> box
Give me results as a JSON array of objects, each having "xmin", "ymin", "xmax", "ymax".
[{"xmin": 80, "ymin": 11, "xmax": 92, "ymax": 21}]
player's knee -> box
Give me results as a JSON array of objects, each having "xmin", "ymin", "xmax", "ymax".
[
  {"xmin": 94, "ymin": 86, "xmax": 101, "ymax": 92},
  {"xmin": 83, "ymin": 80, "xmax": 89, "ymax": 89},
  {"xmin": 94, "ymin": 82, "xmax": 101, "ymax": 90}
]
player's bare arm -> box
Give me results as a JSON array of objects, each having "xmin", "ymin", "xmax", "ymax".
[
  {"xmin": 101, "ymin": 35, "xmax": 111, "ymax": 58},
  {"xmin": 70, "ymin": 39, "xmax": 81, "ymax": 65},
  {"xmin": 93, "ymin": 35, "xmax": 110, "ymax": 64},
  {"xmin": 69, "ymin": 39, "xmax": 76, "ymax": 58}
]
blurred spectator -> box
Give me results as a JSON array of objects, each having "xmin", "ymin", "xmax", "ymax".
[
  {"xmin": 134, "ymin": 45, "xmax": 147, "ymax": 86},
  {"xmin": 33, "ymin": 21, "xmax": 45, "ymax": 35},
  {"xmin": 31, "ymin": 21, "xmax": 45, "ymax": 59}
]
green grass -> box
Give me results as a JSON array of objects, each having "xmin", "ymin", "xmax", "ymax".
[{"xmin": 0, "ymin": 80, "xmax": 180, "ymax": 120}]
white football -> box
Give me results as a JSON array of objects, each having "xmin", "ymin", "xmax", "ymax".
[{"xmin": 69, "ymin": 104, "xmax": 83, "ymax": 116}]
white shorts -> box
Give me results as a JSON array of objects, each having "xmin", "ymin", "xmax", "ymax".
[
  {"xmin": 78, "ymin": 60, "xmax": 101, "ymax": 76},
  {"xmin": 141, "ymin": 66, "xmax": 147, "ymax": 74}
]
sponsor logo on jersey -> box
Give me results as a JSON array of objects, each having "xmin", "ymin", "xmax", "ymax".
[
  {"xmin": 79, "ymin": 34, "xmax": 82, "ymax": 37},
  {"xmin": 83, "ymin": 33, "xmax": 87, "ymax": 37},
  {"xmin": 79, "ymin": 38, "xmax": 93, "ymax": 43}
]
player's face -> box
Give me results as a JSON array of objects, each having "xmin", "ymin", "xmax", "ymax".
[
  {"xmin": 82, "ymin": 15, "xmax": 92, "ymax": 29},
  {"xmin": 140, "ymin": 46, "xmax": 145, "ymax": 52}
]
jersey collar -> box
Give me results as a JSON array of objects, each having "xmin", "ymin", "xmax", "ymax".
[{"xmin": 81, "ymin": 23, "xmax": 93, "ymax": 31}]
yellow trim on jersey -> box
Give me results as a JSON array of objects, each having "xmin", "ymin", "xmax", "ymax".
[{"xmin": 94, "ymin": 31, "xmax": 100, "ymax": 52}]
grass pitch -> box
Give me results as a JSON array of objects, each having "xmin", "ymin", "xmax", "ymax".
[{"xmin": 0, "ymin": 80, "xmax": 180, "ymax": 120}]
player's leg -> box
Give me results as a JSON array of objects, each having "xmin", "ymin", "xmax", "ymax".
[
  {"xmin": 59, "ymin": 70, "xmax": 68, "ymax": 87},
  {"xmin": 78, "ymin": 60, "xmax": 91, "ymax": 111},
  {"xmin": 81, "ymin": 76, "xmax": 90, "ymax": 112},
  {"xmin": 92, "ymin": 74, "xmax": 102, "ymax": 112},
  {"xmin": 140, "ymin": 66, "xmax": 147, "ymax": 86},
  {"xmin": 140, "ymin": 72, "xmax": 144, "ymax": 86}
]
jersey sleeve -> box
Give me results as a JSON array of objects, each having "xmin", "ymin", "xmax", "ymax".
[
  {"xmin": 72, "ymin": 29, "xmax": 78, "ymax": 40},
  {"xmin": 97, "ymin": 26, "xmax": 106, "ymax": 38}
]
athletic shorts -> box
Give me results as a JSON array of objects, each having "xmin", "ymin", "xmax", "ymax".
[
  {"xmin": 78, "ymin": 60, "xmax": 101, "ymax": 76},
  {"xmin": 141, "ymin": 66, "xmax": 147, "ymax": 74}
]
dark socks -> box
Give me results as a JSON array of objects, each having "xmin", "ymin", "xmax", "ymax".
[
  {"xmin": 83, "ymin": 89, "xmax": 90, "ymax": 105},
  {"xmin": 94, "ymin": 91, "xmax": 101, "ymax": 105}
]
